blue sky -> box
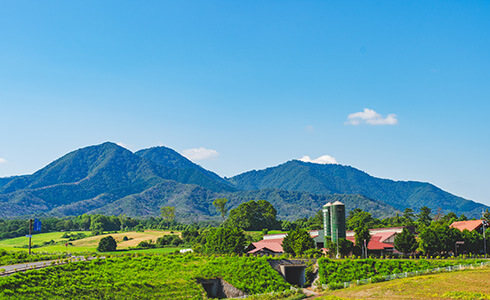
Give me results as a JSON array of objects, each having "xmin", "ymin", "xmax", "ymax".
[{"xmin": 1, "ymin": 1, "xmax": 489, "ymax": 206}]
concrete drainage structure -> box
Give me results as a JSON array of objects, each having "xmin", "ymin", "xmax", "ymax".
[
  {"xmin": 197, "ymin": 278, "xmax": 247, "ymax": 299},
  {"xmin": 268, "ymin": 259, "xmax": 313, "ymax": 287}
]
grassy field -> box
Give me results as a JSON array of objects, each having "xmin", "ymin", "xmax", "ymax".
[
  {"xmin": 319, "ymin": 266, "xmax": 490, "ymax": 300},
  {"xmin": 0, "ymin": 230, "xmax": 181, "ymax": 254}
]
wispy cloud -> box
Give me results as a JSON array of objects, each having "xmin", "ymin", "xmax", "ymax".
[
  {"xmin": 299, "ymin": 155, "xmax": 338, "ymax": 165},
  {"xmin": 0, "ymin": 158, "xmax": 7, "ymax": 164},
  {"xmin": 305, "ymin": 125, "xmax": 315, "ymax": 133},
  {"xmin": 182, "ymin": 147, "xmax": 219, "ymax": 161},
  {"xmin": 345, "ymin": 108, "xmax": 398, "ymax": 125}
]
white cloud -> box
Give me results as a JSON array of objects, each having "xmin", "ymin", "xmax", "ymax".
[
  {"xmin": 182, "ymin": 147, "xmax": 219, "ymax": 161},
  {"xmin": 0, "ymin": 158, "xmax": 6, "ymax": 164},
  {"xmin": 300, "ymin": 155, "xmax": 338, "ymax": 165},
  {"xmin": 345, "ymin": 108, "xmax": 398, "ymax": 125},
  {"xmin": 116, "ymin": 142, "xmax": 131, "ymax": 149}
]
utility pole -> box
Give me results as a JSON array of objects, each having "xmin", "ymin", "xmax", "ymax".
[
  {"xmin": 484, "ymin": 222, "xmax": 487, "ymax": 258},
  {"xmin": 483, "ymin": 210, "xmax": 487, "ymax": 258},
  {"xmin": 28, "ymin": 219, "xmax": 33, "ymax": 255},
  {"xmin": 336, "ymin": 229, "xmax": 339, "ymax": 259},
  {"xmin": 364, "ymin": 239, "xmax": 368, "ymax": 258}
]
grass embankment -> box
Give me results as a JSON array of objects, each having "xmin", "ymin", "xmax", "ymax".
[
  {"xmin": 0, "ymin": 230, "xmax": 181, "ymax": 255},
  {"xmin": 0, "ymin": 254, "xmax": 292, "ymax": 299},
  {"xmin": 319, "ymin": 266, "xmax": 490, "ymax": 299}
]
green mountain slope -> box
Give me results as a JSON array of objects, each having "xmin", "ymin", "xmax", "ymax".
[
  {"xmin": 0, "ymin": 142, "xmax": 231, "ymax": 218},
  {"xmin": 136, "ymin": 146, "xmax": 230, "ymax": 186},
  {"xmin": 225, "ymin": 189, "xmax": 398, "ymax": 221},
  {"xmin": 0, "ymin": 143, "xmax": 486, "ymax": 220},
  {"xmin": 71, "ymin": 185, "xmax": 398, "ymax": 222},
  {"xmin": 229, "ymin": 160, "xmax": 487, "ymax": 218}
]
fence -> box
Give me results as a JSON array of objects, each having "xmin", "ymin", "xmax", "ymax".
[
  {"xmin": 0, "ymin": 257, "xmax": 87, "ymax": 277},
  {"xmin": 233, "ymin": 286, "xmax": 300, "ymax": 299},
  {"xmin": 322, "ymin": 260, "xmax": 490, "ymax": 290}
]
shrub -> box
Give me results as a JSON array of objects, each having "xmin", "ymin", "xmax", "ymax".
[
  {"xmin": 328, "ymin": 282, "xmax": 344, "ymax": 290},
  {"xmin": 304, "ymin": 248, "xmax": 323, "ymax": 258},
  {"xmin": 97, "ymin": 236, "xmax": 117, "ymax": 252},
  {"xmin": 371, "ymin": 275, "xmax": 386, "ymax": 283},
  {"xmin": 137, "ymin": 240, "xmax": 155, "ymax": 249}
]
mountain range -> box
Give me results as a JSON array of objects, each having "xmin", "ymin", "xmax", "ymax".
[{"xmin": 0, "ymin": 142, "xmax": 487, "ymax": 221}]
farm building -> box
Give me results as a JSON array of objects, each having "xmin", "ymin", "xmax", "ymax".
[
  {"xmin": 247, "ymin": 202, "xmax": 417, "ymax": 256},
  {"xmin": 322, "ymin": 201, "xmax": 346, "ymax": 243},
  {"xmin": 247, "ymin": 201, "xmax": 348, "ymax": 255},
  {"xmin": 246, "ymin": 229, "xmax": 325, "ymax": 255},
  {"xmin": 345, "ymin": 226, "xmax": 414, "ymax": 255},
  {"xmin": 450, "ymin": 220, "xmax": 485, "ymax": 234},
  {"xmin": 245, "ymin": 238, "xmax": 284, "ymax": 255}
]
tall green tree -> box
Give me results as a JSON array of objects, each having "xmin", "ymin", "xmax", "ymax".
[
  {"xmin": 403, "ymin": 208, "xmax": 416, "ymax": 225},
  {"xmin": 483, "ymin": 209, "xmax": 490, "ymax": 222},
  {"xmin": 160, "ymin": 206, "xmax": 176, "ymax": 224},
  {"xmin": 354, "ymin": 225, "xmax": 371, "ymax": 258},
  {"xmin": 347, "ymin": 209, "xmax": 375, "ymax": 230},
  {"xmin": 325, "ymin": 238, "xmax": 353, "ymax": 258},
  {"xmin": 394, "ymin": 228, "xmax": 418, "ymax": 255},
  {"xmin": 418, "ymin": 206, "xmax": 432, "ymax": 227},
  {"xmin": 442, "ymin": 212, "xmax": 458, "ymax": 225},
  {"xmin": 97, "ymin": 236, "xmax": 117, "ymax": 252},
  {"xmin": 213, "ymin": 198, "xmax": 229, "ymax": 222},
  {"xmin": 203, "ymin": 226, "xmax": 246, "ymax": 254},
  {"xmin": 182, "ymin": 227, "xmax": 199, "ymax": 244},
  {"xmin": 418, "ymin": 223, "xmax": 461, "ymax": 256},
  {"xmin": 282, "ymin": 228, "xmax": 315, "ymax": 256},
  {"xmin": 226, "ymin": 200, "xmax": 281, "ymax": 231}
]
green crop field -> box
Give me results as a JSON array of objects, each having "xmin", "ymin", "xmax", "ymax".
[
  {"xmin": 0, "ymin": 230, "xmax": 180, "ymax": 254},
  {"xmin": 319, "ymin": 265, "xmax": 490, "ymax": 299},
  {"xmin": 0, "ymin": 253, "xmax": 293, "ymax": 299}
]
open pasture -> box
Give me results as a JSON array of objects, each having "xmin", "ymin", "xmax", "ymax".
[
  {"xmin": 320, "ymin": 265, "xmax": 490, "ymax": 300},
  {"xmin": 0, "ymin": 230, "xmax": 179, "ymax": 254}
]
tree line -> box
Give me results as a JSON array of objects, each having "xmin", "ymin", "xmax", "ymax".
[{"xmin": 2, "ymin": 198, "xmax": 489, "ymax": 258}]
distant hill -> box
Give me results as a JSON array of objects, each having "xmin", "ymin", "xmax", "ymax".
[
  {"xmin": 53, "ymin": 184, "xmax": 398, "ymax": 222},
  {"xmin": 135, "ymin": 146, "xmax": 232, "ymax": 189},
  {"xmin": 0, "ymin": 142, "xmax": 486, "ymax": 220},
  {"xmin": 0, "ymin": 142, "xmax": 231, "ymax": 218},
  {"xmin": 229, "ymin": 160, "xmax": 487, "ymax": 218},
  {"xmin": 224, "ymin": 189, "xmax": 398, "ymax": 221}
]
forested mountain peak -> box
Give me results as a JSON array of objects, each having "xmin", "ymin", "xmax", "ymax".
[
  {"xmin": 230, "ymin": 159, "xmax": 488, "ymax": 218},
  {"xmin": 0, "ymin": 142, "xmax": 487, "ymax": 220},
  {"xmin": 0, "ymin": 142, "xmax": 233, "ymax": 218},
  {"xmin": 0, "ymin": 142, "xmax": 144, "ymax": 193},
  {"xmin": 135, "ymin": 146, "xmax": 229, "ymax": 186},
  {"xmin": 135, "ymin": 146, "xmax": 196, "ymax": 169}
]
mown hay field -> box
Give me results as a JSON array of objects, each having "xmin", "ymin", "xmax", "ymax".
[{"xmin": 319, "ymin": 265, "xmax": 490, "ymax": 300}]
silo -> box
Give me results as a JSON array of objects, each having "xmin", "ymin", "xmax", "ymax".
[
  {"xmin": 322, "ymin": 202, "xmax": 332, "ymax": 240},
  {"xmin": 330, "ymin": 201, "xmax": 346, "ymax": 243}
]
